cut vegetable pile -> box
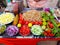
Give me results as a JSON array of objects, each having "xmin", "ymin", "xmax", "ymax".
[
  {"xmin": 0, "ymin": 13, "xmax": 15, "ymax": 25},
  {"xmin": 0, "ymin": 8, "xmax": 60, "ymax": 37},
  {"xmin": 18, "ymin": 8, "xmax": 60, "ymax": 37}
]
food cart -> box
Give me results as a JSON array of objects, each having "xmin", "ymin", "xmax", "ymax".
[{"xmin": 0, "ymin": 0, "xmax": 60, "ymax": 45}]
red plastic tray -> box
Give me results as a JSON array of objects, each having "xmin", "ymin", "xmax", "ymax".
[{"xmin": 0, "ymin": 38, "xmax": 60, "ymax": 45}]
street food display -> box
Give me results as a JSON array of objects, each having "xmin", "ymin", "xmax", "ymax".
[{"xmin": 0, "ymin": 8, "xmax": 60, "ymax": 38}]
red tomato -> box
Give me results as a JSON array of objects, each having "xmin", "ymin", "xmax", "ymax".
[
  {"xmin": 49, "ymin": 23, "xmax": 54, "ymax": 28},
  {"xmin": 46, "ymin": 30, "xmax": 51, "ymax": 33},
  {"xmin": 48, "ymin": 22, "xmax": 54, "ymax": 28},
  {"xmin": 19, "ymin": 16, "xmax": 23, "ymax": 21},
  {"xmin": 22, "ymin": 20, "xmax": 25, "ymax": 25},
  {"xmin": 49, "ymin": 33, "xmax": 54, "ymax": 36},
  {"xmin": 39, "ymin": 21, "xmax": 43, "ymax": 25},
  {"xmin": 31, "ymin": 21, "xmax": 35, "ymax": 25},
  {"xmin": 25, "ymin": 21, "xmax": 29, "ymax": 25},
  {"xmin": 34, "ymin": 21, "xmax": 40, "ymax": 25},
  {"xmin": 19, "ymin": 18, "xmax": 23, "ymax": 21},
  {"xmin": 19, "ymin": 13, "xmax": 24, "ymax": 21},
  {"xmin": 46, "ymin": 32, "xmax": 54, "ymax": 37},
  {"xmin": 43, "ymin": 32, "xmax": 47, "ymax": 36},
  {"xmin": 19, "ymin": 25, "xmax": 30, "ymax": 36},
  {"xmin": 19, "ymin": 19, "xmax": 25, "ymax": 25},
  {"xmin": 19, "ymin": 21, "xmax": 22, "ymax": 24},
  {"xmin": 22, "ymin": 25, "xmax": 26, "ymax": 29}
]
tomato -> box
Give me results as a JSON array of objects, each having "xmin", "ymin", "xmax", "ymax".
[
  {"xmin": 34, "ymin": 21, "xmax": 40, "ymax": 25},
  {"xmin": 32, "ymin": 21, "xmax": 42, "ymax": 25},
  {"xmin": 19, "ymin": 21, "xmax": 22, "ymax": 24},
  {"xmin": 19, "ymin": 13, "xmax": 23, "ymax": 17},
  {"xmin": 43, "ymin": 32, "xmax": 47, "ymax": 36},
  {"xmin": 31, "ymin": 22, "xmax": 35, "ymax": 25},
  {"xmin": 22, "ymin": 25, "xmax": 26, "ymax": 29},
  {"xmin": 49, "ymin": 23, "xmax": 54, "ymax": 28},
  {"xmin": 46, "ymin": 30, "xmax": 51, "ymax": 33},
  {"xmin": 48, "ymin": 22, "xmax": 54, "ymax": 28},
  {"xmin": 25, "ymin": 21, "xmax": 29, "ymax": 25},
  {"xmin": 19, "ymin": 16, "xmax": 23, "ymax": 21},
  {"xmin": 51, "ymin": 34, "xmax": 54, "ymax": 36},
  {"xmin": 19, "ymin": 14, "xmax": 23, "ymax": 24},
  {"xmin": 19, "ymin": 18, "xmax": 23, "ymax": 21},
  {"xmin": 49, "ymin": 33, "xmax": 54, "ymax": 36},
  {"xmin": 43, "ymin": 30, "xmax": 54, "ymax": 37},
  {"xmin": 19, "ymin": 19, "xmax": 25, "ymax": 25},
  {"xmin": 39, "ymin": 21, "xmax": 43, "ymax": 25},
  {"xmin": 19, "ymin": 25, "xmax": 30, "ymax": 36},
  {"xmin": 19, "ymin": 14, "xmax": 24, "ymax": 21},
  {"xmin": 22, "ymin": 20, "xmax": 25, "ymax": 25}
]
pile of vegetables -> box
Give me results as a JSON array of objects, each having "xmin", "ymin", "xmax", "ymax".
[
  {"xmin": 0, "ymin": 25, "xmax": 6, "ymax": 34},
  {"xmin": 0, "ymin": 13, "xmax": 15, "ymax": 25},
  {"xmin": 18, "ymin": 8, "xmax": 60, "ymax": 37},
  {"xmin": 0, "ymin": 8, "xmax": 60, "ymax": 37}
]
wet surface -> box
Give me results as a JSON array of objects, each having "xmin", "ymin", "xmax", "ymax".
[
  {"xmin": 0, "ymin": 43, "xmax": 6, "ymax": 45},
  {"xmin": 37, "ymin": 41, "xmax": 57, "ymax": 45}
]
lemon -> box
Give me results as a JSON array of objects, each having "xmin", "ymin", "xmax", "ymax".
[
  {"xmin": 28, "ymin": 23, "xmax": 32, "ymax": 27},
  {"xmin": 43, "ymin": 22, "xmax": 47, "ymax": 26},
  {"xmin": 17, "ymin": 24, "xmax": 21, "ymax": 27},
  {"xmin": 43, "ymin": 19, "xmax": 46, "ymax": 22}
]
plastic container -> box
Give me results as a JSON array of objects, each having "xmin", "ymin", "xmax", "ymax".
[
  {"xmin": 17, "ymin": 0, "xmax": 24, "ymax": 13},
  {"xmin": 44, "ymin": 0, "xmax": 58, "ymax": 8},
  {"xmin": 27, "ymin": 0, "xmax": 58, "ymax": 9}
]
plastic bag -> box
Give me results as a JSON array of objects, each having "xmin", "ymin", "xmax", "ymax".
[
  {"xmin": 44, "ymin": 0, "xmax": 58, "ymax": 8},
  {"xmin": 27, "ymin": 0, "xmax": 58, "ymax": 9}
]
